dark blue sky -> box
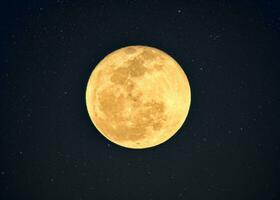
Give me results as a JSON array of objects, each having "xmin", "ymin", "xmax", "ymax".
[{"xmin": 0, "ymin": 0, "xmax": 279, "ymax": 199}]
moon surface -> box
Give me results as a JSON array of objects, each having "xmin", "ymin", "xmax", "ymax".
[{"xmin": 86, "ymin": 45, "xmax": 191, "ymax": 149}]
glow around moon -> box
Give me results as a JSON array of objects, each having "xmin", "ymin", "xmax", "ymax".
[{"xmin": 86, "ymin": 45, "xmax": 191, "ymax": 149}]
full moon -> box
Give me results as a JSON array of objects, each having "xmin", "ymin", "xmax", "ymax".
[{"xmin": 86, "ymin": 46, "xmax": 191, "ymax": 149}]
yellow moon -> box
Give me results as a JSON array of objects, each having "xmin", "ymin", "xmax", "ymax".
[{"xmin": 86, "ymin": 46, "xmax": 191, "ymax": 149}]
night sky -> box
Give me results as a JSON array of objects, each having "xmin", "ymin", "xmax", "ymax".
[{"xmin": 1, "ymin": 0, "xmax": 280, "ymax": 199}]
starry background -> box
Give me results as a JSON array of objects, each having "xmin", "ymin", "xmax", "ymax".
[{"xmin": 1, "ymin": 0, "xmax": 280, "ymax": 199}]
